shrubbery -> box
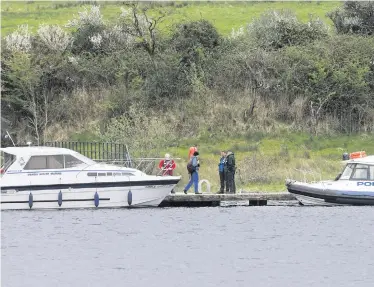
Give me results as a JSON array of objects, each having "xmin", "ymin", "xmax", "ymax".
[
  {"xmin": 328, "ymin": 1, "xmax": 374, "ymax": 35},
  {"xmin": 2, "ymin": 3, "xmax": 374, "ymax": 147}
]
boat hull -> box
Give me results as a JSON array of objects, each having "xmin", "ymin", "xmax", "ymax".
[
  {"xmin": 287, "ymin": 180, "xmax": 374, "ymax": 206},
  {"xmin": 1, "ymin": 184, "xmax": 176, "ymax": 210},
  {"xmin": 293, "ymin": 194, "xmax": 343, "ymax": 206}
]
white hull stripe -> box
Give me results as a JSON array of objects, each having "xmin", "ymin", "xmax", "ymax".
[
  {"xmin": 1, "ymin": 179, "xmax": 179, "ymax": 191},
  {"xmin": 1, "ymin": 198, "xmax": 111, "ymax": 204}
]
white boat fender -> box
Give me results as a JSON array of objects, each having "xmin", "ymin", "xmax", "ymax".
[
  {"xmin": 29, "ymin": 192, "xmax": 33, "ymax": 209},
  {"xmin": 94, "ymin": 192, "xmax": 99, "ymax": 207},
  {"xmin": 128, "ymin": 190, "xmax": 132, "ymax": 206},
  {"xmin": 199, "ymin": 179, "xmax": 211, "ymax": 193},
  {"xmin": 58, "ymin": 191, "xmax": 63, "ymax": 207}
]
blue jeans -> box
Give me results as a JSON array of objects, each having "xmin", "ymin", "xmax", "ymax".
[{"xmin": 184, "ymin": 172, "xmax": 199, "ymax": 193}]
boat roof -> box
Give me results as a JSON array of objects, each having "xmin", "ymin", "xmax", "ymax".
[
  {"xmin": 0, "ymin": 146, "xmax": 79, "ymax": 157},
  {"xmin": 346, "ymin": 155, "xmax": 374, "ymax": 164}
]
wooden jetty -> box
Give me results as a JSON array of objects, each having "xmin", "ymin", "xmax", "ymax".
[{"xmin": 160, "ymin": 192, "xmax": 296, "ymax": 207}]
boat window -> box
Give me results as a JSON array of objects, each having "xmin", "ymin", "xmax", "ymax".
[
  {"xmin": 112, "ymin": 172, "xmax": 134, "ymax": 176},
  {"xmin": 47, "ymin": 155, "xmax": 64, "ymax": 169},
  {"xmin": 339, "ymin": 163, "xmax": 354, "ymax": 180},
  {"xmin": 351, "ymin": 164, "xmax": 369, "ymax": 180},
  {"xmin": 87, "ymin": 172, "xmax": 97, "ymax": 177},
  {"xmin": 24, "ymin": 156, "xmax": 48, "ymax": 170},
  {"xmin": 98, "ymin": 173, "xmax": 106, "ymax": 176},
  {"xmin": 370, "ymin": 166, "xmax": 374, "ymax": 180},
  {"xmin": 64, "ymin": 155, "xmax": 85, "ymax": 168},
  {"xmin": 24, "ymin": 155, "xmax": 65, "ymax": 170},
  {"xmin": 1, "ymin": 152, "xmax": 16, "ymax": 173}
]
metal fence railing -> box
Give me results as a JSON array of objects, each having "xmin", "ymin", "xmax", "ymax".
[
  {"xmin": 44, "ymin": 141, "xmax": 168, "ymax": 175},
  {"xmin": 45, "ymin": 141, "xmax": 131, "ymax": 162}
]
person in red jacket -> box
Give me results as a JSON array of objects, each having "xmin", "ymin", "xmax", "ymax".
[{"xmin": 158, "ymin": 153, "xmax": 176, "ymax": 176}]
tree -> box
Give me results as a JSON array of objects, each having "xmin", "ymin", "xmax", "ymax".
[
  {"xmin": 328, "ymin": 1, "xmax": 374, "ymax": 35},
  {"xmin": 67, "ymin": 5, "xmax": 106, "ymax": 54},
  {"xmin": 3, "ymin": 52, "xmax": 44, "ymax": 144},
  {"xmin": 247, "ymin": 10, "xmax": 329, "ymax": 50},
  {"xmin": 117, "ymin": 3, "xmax": 167, "ymax": 56},
  {"xmin": 171, "ymin": 19, "xmax": 221, "ymax": 67}
]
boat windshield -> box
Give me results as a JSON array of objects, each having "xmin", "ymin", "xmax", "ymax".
[
  {"xmin": 339, "ymin": 163, "xmax": 355, "ymax": 180},
  {"xmin": 340, "ymin": 163, "xmax": 374, "ymax": 180},
  {"xmin": 0, "ymin": 152, "xmax": 16, "ymax": 175}
]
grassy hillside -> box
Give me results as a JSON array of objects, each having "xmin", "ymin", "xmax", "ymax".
[
  {"xmin": 1, "ymin": 1, "xmax": 342, "ymax": 36},
  {"xmin": 67, "ymin": 129, "xmax": 374, "ymax": 193},
  {"xmin": 4, "ymin": 0, "xmax": 373, "ymax": 194},
  {"xmin": 101, "ymin": 131, "xmax": 371, "ymax": 193}
]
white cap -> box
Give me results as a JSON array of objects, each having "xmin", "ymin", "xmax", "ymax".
[{"xmin": 165, "ymin": 153, "xmax": 170, "ymax": 159}]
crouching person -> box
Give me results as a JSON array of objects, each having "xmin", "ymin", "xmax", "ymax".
[{"xmin": 183, "ymin": 151, "xmax": 201, "ymax": 194}]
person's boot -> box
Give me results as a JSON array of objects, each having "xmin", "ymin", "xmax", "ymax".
[{"xmin": 183, "ymin": 190, "xmax": 187, "ymax": 194}]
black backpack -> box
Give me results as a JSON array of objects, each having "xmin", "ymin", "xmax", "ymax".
[{"xmin": 187, "ymin": 162, "xmax": 195, "ymax": 174}]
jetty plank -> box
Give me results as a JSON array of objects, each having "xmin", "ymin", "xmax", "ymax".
[
  {"xmin": 160, "ymin": 192, "xmax": 296, "ymax": 207},
  {"xmin": 164, "ymin": 192, "xmax": 295, "ymax": 202}
]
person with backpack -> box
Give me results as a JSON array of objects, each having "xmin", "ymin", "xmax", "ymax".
[
  {"xmin": 183, "ymin": 151, "xmax": 201, "ymax": 194},
  {"xmin": 188, "ymin": 144, "xmax": 198, "ymax": 160},
  {"xmin": 218, "ymin": 151, "xmax": 227, "ymax": 194},
  {"xmin": 226, "ymin": 151, "xmax": 236, "ymax": 193}
]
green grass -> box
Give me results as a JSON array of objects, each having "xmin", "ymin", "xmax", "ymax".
[
  {"xmin": 84, "ymin": 132, "xmax": 372, "ymax": 193},
  {"xmin": 1, "ymin": 1, "xmax": 342, "ymax": 36},
  {"xmin": 64, "ymin": 129, "xmax": 374, "ymax": 193}
]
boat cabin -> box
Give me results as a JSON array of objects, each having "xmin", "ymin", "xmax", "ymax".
[
  {"xmin": 0, "ymin": 147, "xmax": 95, "ymax": 175},
  {"xmin": 339, "ymin": 156, "xmax": 374, "ymax": 181}
]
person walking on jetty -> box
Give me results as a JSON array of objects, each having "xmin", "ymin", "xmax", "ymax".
[
  {"xmin": 183, "ymin": 151, "xmax": 201, "ymax": 194},
  {"xmin": 188, "ymin": 144, "xmax": 198, "ymax": 160},
  {"xmin": 218, "ymin": 151, "xmax": 227, "ymax": 194},
  {"xmin": 226, "ymin": 151, "xmax": 236, "ymax": 194}
]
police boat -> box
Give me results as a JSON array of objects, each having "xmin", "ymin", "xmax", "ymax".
[
  {"xmin": 286, "ymin": 152, "xmax": 374, "ymax": 206},
  {"xmin": 0, "ymin": 146, "xmax": 180, "ymax": 210}
]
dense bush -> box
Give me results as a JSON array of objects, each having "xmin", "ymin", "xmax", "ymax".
[
  {"xmin": 171, "ymin": 19, "xmax": 221, "ymax": 66},
  {"xmin": 246, "ymin": 10, "xmax": 329, "ymax": 50},
  {"xmin": 1, "ymin": 4, "xmax": 374, "ymax": 147},
  {"xmin": 328, "ymin": 1, "xmax": 374, "ymax": 35}
]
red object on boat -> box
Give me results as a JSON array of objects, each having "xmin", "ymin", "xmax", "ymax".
[{"xmin": 349, "ymin": 151, "xmax": 366, "ymax": 159}]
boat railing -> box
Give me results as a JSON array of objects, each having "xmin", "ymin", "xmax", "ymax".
[
  {"xmin": 95, "ymin": 158, "xmax": 181, "ymax": 176},
  {"xmin": 45, "ymin": 141, "xmax": 181, "ymax": 176}
]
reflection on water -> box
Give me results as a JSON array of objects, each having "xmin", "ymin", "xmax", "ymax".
[{"xmin": 2, "ymin": 206, "xmax": 374, "ymax": 287}]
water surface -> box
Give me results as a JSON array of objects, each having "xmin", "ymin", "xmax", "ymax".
[{"xmin": 2, "ymin": 206, "xmax": 374, "ymax": 287}]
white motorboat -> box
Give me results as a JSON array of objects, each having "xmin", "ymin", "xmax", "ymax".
[
  {"xmin": 286, "ymin": 153, "xmax": 374, "ymax": 206},
  {"xmin": 0, "ymin": 146, "xmax": 181, "ymax": 210}
]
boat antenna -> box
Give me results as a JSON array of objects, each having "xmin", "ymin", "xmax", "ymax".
[{"xmin": 5, "ymin": 130, "xmax": 16, "ymax": 147}]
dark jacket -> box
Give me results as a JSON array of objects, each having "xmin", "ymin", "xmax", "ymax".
[
  {"xmin": 226, "ymin": 152, "xmax": 236, "ymax": 172},
  {"xmin": 218, "ymin": 156, "xmax": 226, "ymax": 173}
]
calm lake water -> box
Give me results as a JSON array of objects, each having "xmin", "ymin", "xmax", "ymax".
[{"xmin": 2, "ymin": 206, "xmax": 374, "ymax": 287}]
